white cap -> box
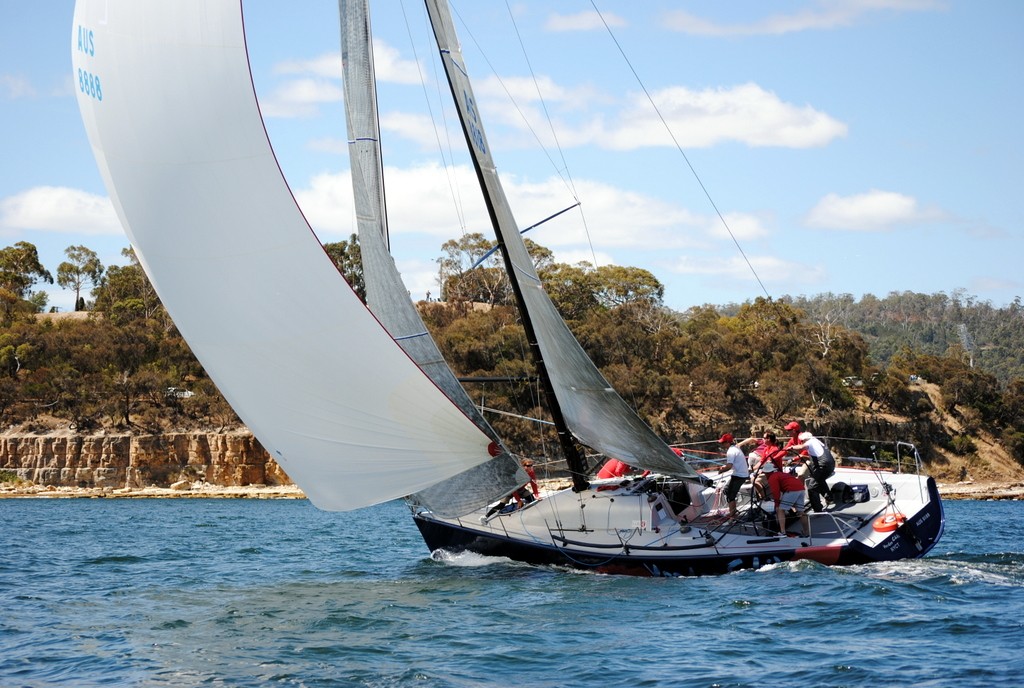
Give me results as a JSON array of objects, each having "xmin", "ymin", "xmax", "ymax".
[
  {"xmin": 760, "ymin": 460, "xmax": 776, "ymax": 473},
  {"xmin": 798, "ymin": 431, "xmax": 812, "ymax": 441}
]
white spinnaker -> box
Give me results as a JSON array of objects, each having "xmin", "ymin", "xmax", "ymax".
[{"xmin": 71, "ymin": 0, "xmax": 498, "ymax": 511}]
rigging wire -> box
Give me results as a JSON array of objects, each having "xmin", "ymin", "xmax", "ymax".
[
  {"xmin": 448, "ymin": 2, "xmax": 668, "ymax": 424},
  {"xmin": 502, "ymin": 0, "xmax": 600, "ymax": 268},
  {"xmin": 446, "ymin": 2, "xmax": 598, "ymax": 272},
  {"xmin": 588, "ymin": 0, "xmax": 771, "ymax": 300},
  {"xmin": 399, "ymin": 1, "xmax": 543, "ymax": 459},
  {"xmin": 447, "ymin": 4, "xmax": 582, "ymax": 215},
  {"xmin": 403, "ymin": 2, "xmax": 568, "ymax": 463},
  {"xmin": 399, "ymin": 0, "xmax": 468, "ymax": 234}
]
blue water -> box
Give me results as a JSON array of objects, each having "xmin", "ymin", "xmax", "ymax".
[{"xmin": 1, "ymin": 498, "xmax": 1021, "ymax": 687}]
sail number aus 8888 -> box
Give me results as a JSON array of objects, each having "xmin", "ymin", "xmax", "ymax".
[
  {"xmin": 78, "ymin": 68, "xmax": 103, "ymax": 101},
  {"xmin": 75, "ymin": 26, "xmax": 101, "ymax": 102}
]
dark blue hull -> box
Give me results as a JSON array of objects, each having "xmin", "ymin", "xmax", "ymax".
[{"xmin": 413, "ymin": 478, "xmax": 945, "ymax": 577}]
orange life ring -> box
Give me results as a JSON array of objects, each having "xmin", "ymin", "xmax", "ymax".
[{"xmin": 873, "ymin": 513, "xmax": 907, "ymax": 532}]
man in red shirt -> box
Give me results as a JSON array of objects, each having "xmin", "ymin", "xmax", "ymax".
[
  {"xmin": 755, "ymin": 431, "xmax": 786, "ymax": 471},
  {"xmin": 761, "ymin": 461, "xmax": 810, "ymax": 540},
  {"xmin": 481, "ymin": 458, "xmax": 540, "ymax": 522},
  {"xmin": 783, "ymin": 421, "xmax": 804, "ymax": 453}
]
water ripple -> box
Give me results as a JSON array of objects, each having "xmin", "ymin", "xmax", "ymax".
[{"xmin": 2, "ymin": 498, "xmax": 1023, "ymax": 686}]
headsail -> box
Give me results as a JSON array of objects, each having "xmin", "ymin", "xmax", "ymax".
[
  {"xmin": 72, "ymin": 0, "xmax": 505, "ymax": 511},
  {"xmin": 423, "ymin": 0, "xmax": 698, "ymax": 480},
  {"xmin": 339, "ymin": 0, "xmax": 526, "ymax": 516}
]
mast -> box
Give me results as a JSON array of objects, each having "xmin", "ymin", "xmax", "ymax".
[
  {"xmin": 422, "ymin": 0, "xmax": 698, "ymax": 485},
  {"xmin": 422, "ymin": 0, "xmax": 590, "ymax": 491},
  {"xmin": 339, "ymin": 0, "xmax": 390, "ymax": 251},
  {"xmin": 494, "ymin": 217, "xmax": 592, "ymax": 492},
  {"xmin": 339, "ymin": 0, "xmax": 527, "ymax": 515}
]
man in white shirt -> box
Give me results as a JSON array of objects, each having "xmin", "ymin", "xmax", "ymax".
[
  {"xmin": 718, "ymin": 433, "xmax": 753, "ymax": 518},
  {"xmin": 787, "ymin": 431, "xmax": 836, "ymax": 512}
]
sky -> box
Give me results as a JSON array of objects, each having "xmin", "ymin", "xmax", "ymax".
[{"xmin": 2, "ymin": 0, "xmax": 1022, "ymax": 313}]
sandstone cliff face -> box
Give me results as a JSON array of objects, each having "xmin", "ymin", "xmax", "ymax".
[{"xmin": 0, "ymin": 433, "xmax": 292, "ymax": 489}]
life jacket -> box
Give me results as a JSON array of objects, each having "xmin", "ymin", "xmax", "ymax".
[{"xmin": 596, "ymin": 459, "xmax": 630, "ymax": 479}]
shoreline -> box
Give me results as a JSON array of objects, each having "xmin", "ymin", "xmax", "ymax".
[
  {"xmin": 0, "ymin": 483, "xmax": 306, "ymax": 500},
  {"xmin": 1, "ymin": 479, "xmax": 1022, "ymax": 501},
  {"xmin": 932, "ymin": 480, "xmax": 1024, "ymax": 501}
]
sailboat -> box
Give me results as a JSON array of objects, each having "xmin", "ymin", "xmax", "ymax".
[{"xmin": 72, "ymin": 0, "xmax": 944, "ymax": 576}]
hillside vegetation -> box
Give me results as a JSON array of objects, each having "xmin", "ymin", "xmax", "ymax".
[{"xmin": 2, "ymin": 239, "xmax": 1022, "ymax": 483}]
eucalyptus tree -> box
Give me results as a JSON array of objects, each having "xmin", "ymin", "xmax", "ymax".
[
  {"xmin": 0, "ymin": 241, "xmax": 53, "ymax": 322},
  {"xmin": 323, "ymin": 234, "xmax": 364, "ymax": 303},
  {"xmin": 56, "ymin": 245, "xmax": 104, "ymax": 311},
  {"xmin": 92, "ymin": 247, "xmax": 163, "ymax": 323}
]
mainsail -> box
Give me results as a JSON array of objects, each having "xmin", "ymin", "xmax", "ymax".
[
  {"xmin": 72, "ymin": 0, "xmax": 505, "ymax": 511},
  {"xmin": 423, "ymin": 0, "xmax": 699, "ymax": 480},
  {"xmin": 338, "ymin": 0, "xmax": 526, "ymax": 516}
]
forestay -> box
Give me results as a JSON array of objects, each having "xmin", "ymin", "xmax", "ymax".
[
  {"xmin": 72, "ymin": 0, "xmax": 502, "ymax": 511},
  {"xmin": 339, "ymin": 0, "xmax": 525, "ymax": 516},
  {"xmin": 423, "ymin": 0, "xmax": 698, "ymax": 479}
]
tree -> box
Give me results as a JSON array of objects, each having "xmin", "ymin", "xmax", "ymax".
[
  {"xmin": 56, "ymin": 245, "xmax": 104, "ymax": 311},
  {"xmin": 0, "ymin": 241, "xmax": 53, "ymax": 322},
  {"xmin": 540, "ymin": 262, "xmax": 599, "ymax": 320},
  {"xmin": 798, "ymin": 292, "xmax": 854, "ymax": 358},
  {"xmin": 759, "ymin": 369, "xmax": 807, "ymax": 421},
  {"xmin": 323, "ymin": 234, "xmax": 365, "ymax": 303},
  {"xmin": 591, "ymin": 264, "xmax": 664, "ymax": 309},
  {"xmin": 437, "ymin": 233, "xmax": 509, "ymax": 304},
  {"xmin": 92, "ymin": 248, "xmax": 163, "ymax": 323}
]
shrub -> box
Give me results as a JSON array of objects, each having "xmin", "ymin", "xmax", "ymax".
[{"xmin": 950, "ymin": 435, "xmax": 977, "ymax": 456}]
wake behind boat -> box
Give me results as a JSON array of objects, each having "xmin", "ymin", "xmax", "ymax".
[{"xmin": 73, "ymin": 0, "xmax": 943, "ymax": 577}]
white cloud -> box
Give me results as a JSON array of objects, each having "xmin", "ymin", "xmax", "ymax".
[
  {"xmin": 1, "ymin": 74, "xmax": 36, "ymax": 99},
  {"xmin": 971, "ymin": 275, "xmax": 1022, "ymax": 293},
  {"xmin": 552, "ymin": 248, "xmax": 615, "ymax": 268},
  {"xmin": 708, "ymin": 212, "xmax": 772, "ymax": 241},
  {"xmin": 307, "ymin": 137, "xmax": 348, "ymax": 155},
  {"xmin": 274, "ymin": 53, "xmax": 342, "ymax": 80},
  {"xmin": 805, "ymin": 189, "xmax": 944, "ymax": 230},
  {"xmin": 275, "ymin": 42, "xmax": 422, "ymax": 85},
  {"xmin": 393, "ymin": 256, "xmax": 441, "ymax": 298},
  {"xmin": 475, "ymin": 74, "xmax": 584, "ymax": 108},
  {"xmin": 293, "ymin": 163, "xmax": 478, "ymax": 238},
  {"xmin": 308, "ymin": 111, "xmax": 442, "ymax": 153},
  {"xmin": 476, "ymin": 81, "xmax": 846, "ymax": 151},
  {"xmin": 529, "ymin": 177, "xmax": 705, "ymax": 250},
  {"xmin": 380, "ymin": 112, "xmax": 447, "ymax": 151},
  {"xmin": 262, "ymin": 41, "xmax": 422, "ymax": 119},
  {"xmin": 545, "ymin": 11, "xmax": 627, "ymax": 32},
  {"xmin": 664, "ymin": 1, "xmax": 947, "ymax": 36},
  {"xmin": 0, "ymin": 187, "xmax": 120, "ymax": 236},
  {"xmin": 672, "ymin": 254, "xmax": 823, "ymax": 287},
  {"xmin": 291, "ymin": 163, "xmax": 711, "ymax": 257},
  {"xmin": 53, "ymin": 74, "xmax": 76, "ymax": 98},
  {"xmin": 367, "ymin": 41, "xmax": 425, "ymax": 85},
  {"xmin": 606, "ymin": 83, "xmax": 847, "ymax": 149},
  {"xmin": 306, "ymin": 111, "xmax": 462, "ymax": 155},
  {"xmin": 473, "ymin": 75, "xmax": 604, "ymax": 145},
  {"xmin": 259, "ymin": 78, "xmax": 344, "ymax": 118}
]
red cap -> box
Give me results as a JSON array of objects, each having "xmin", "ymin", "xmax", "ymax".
[
  {"xmin": 784, "ymin": 421, "xmax": 801, "ymax": 431},
  {"xmin": 717, "ymin": 433, "xmax": 734, "ymax": 444}
]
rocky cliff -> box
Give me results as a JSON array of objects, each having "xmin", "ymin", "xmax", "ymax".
[{"xmin": 0, "ymin": 432, "xmax": 291, "ymax": 489}]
